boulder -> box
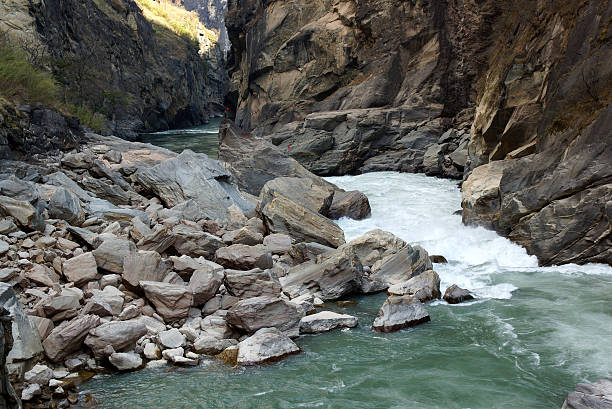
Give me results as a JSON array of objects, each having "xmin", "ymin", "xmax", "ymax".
[
  {"xmin": 88, "ymin": 286, "xmax": 124, "ymax": 315},
  {"xmin": 41, "ymin": 294, "xmax": 81, "ymax": 316},
  {"xmin": 215, "ymin": 244, "xmax": 273, "ymax": 270},
  {"xmin": 340, "ymin": 229, "xmax": 406, "ymax": 267},
  {"xmin": 28, "ymin": 316, "xmax": 54, "ymax": 340},
  {"xmin": 81, "ymin": 297, "xmax": 113, "ymax": 317},
  {"xmin": 172, "ymin": 224, "xmax": 225, "ymax": 258},
  {"xmin": 157, "ymin": 329, "xmax": 186, "ymax": 349},
  {"xmin": 93, "ymin": 237, "xmax": 137, "ymax": 274},
  {"xmin": 226, "ymin": 296, "xmax": 303, "ymax": 334},
  {"xmin": 193, "ymin": 336, "xmax": 238, "ymax": 355},
  {"xmin": 42, "ymin": 314, "xmax": 100, "ymax": 362},
  {"xmin": 387, "ymin": 270, "xmax": 441, "ymax": 302},
  {"xmin": 368, "ymin": 244, "xmax": 433, "ymax": 289},
  {"xmin": 143, "ymin": 343, "xmax": 161, "ymax": 360},
  {"xmin": 0, "ymin": 195, "xmax": 44, "ymax": 231},
  {"xmin": 259, "ymin": 177, "xmax": 334, "ymax": 215},
  {"xmin": 21, "ymin": 384, "xmax": 41, "ymax": 401},
  {"xmin": 236, "ymin": 327, "xmax": 300, "ymax": 365},
  {"xmin": 299, "ymin": 311, "xmax": 358, "ymax": 334},
  {"xmin": 48, "ymin": 188, "xmax": 85, "ymax": 225},
  {"xmin": 224, "ymin": 269, "xmax": 281, "ymax": 299},
  {"xmin": 372, "ymin": 295, "xmax": 430, "ymax": 333},
  {"xmin": 122, "ymin": 251, "xmax": 169, "ymax": 288},
  {"xmin": 280, "ymin": 246, "xmax": 363, "ymax": 301},
  {"xmin": 263, "ymin": 234, "xmax": 292, "ymax": 254},
  {"xmin": 24, "ymin": 363, "xmax": 53, "ymax": 385},
  {"xmin": 24, "ymin": 264, "xmax": 59, "ymax": 287},
  {"xmin": 84, "ymin": 319, "xmax": 148, "ymax": 358},
  {"xmin": 261, "ymin": 193, "xmax": 345, "ymax": 248},
  {"xmin": 109, "ymin": 352, "xmax": 143, "ymax": 371},
  {"xmin": 562, "ymin": 379, "xmax": 612, "ymax": 409},
  {"xmin": 137, "ymin": 227, "xmax": 176, "ymax": 253},
  {"xmin": 141, "ymin": 281, "xmax": 193, "ymax": 322},
  {"xmin": 201, "ymin": 312, "xmax": 235, "ymax": 339},
  {"xmin": 132, "ymin": 150, "xmax": 254, "ymax": 221},
  {"xmin": 443, "ymin": 285, "xmax": 475, "ymax": 304},
  {"xmin": 188, "ymin": 266, "xmax": 224, "ymax": 306},
  {"xmin": 62, "ymin": 252, "xmax": 98, "ymax": 286},
  {"xmin": 227, "ymin": 227, "xmax": 264, "ymax": 246},
  {"xmin": 328, "ymin": 190, "xmax": 371, "ymax": 220}
]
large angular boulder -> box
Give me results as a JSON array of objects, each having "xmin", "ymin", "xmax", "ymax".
[
  {"xmin": 236, "ymin": 327, "xmax": 300, "ymax": 365},
  {"xmin": 299, "ymin": 311, "xmax": 358, "ymax": 334},
  {"xmin": 215, "ymin": 244, "xmax": 273, "ymax": 270},
  {"xmin": 226, "ymin": 296, "xmax": 303, "ymax": 334},
  {"xmin": 368, "ymin": 244, "xmax": 433, "ymax": 289},
  {"xmin": 93, "ymin": 237, "xmax": 137, "ymax": 274},
  {"xmin": 259, "ymin": 177, "xmax": 334, "ymax": 215},
  {"xmin": 387, "ymin": 270, "xmax": 441, "ymax": 302},
  {"xmin": 0, "ymin": 283, "xmax": 44, "ymax": 365},
  {"xmin": 372, "ymin": 295, "xmax": 430, "ymax": 333},
  {"xmin": 188, "ymin": 266, "xmax": 224, "ymax": 306},
  {"xmin": 132, "ymin": 150, "xmax": 254, "ymax": 221},
  {"xmin": 340, "ymin": 229, "xmax": 406, "ymax": 267},
  {"xmin": 224, "ymin": 269, "xmax": 282, "ymax": 299},
  {"xmin": 141, "ymin": 281, "xmax": 193, "ymax": 322},
  {"xmin": 172, "ymin": 224, "xmax": 225, "ymax": 258},
  {"xmin": 42, "ymin": 314, "xmax": 100, "ymax": 362},
  {"xmin": 84, "ymin": 319, "xmax": 148, "ymax": 357},
  {"xmin": 261, "ymin": 193, "xmax": 345, "ymax": 248},
  {"xmin": 24, "ymin": 264, "xmax": 59, "ymax": 288},
  {"xmin": 443, "ymin": 285, "xmax": 475, "ymax": 304},
  {"xmin": 0, "ymin": 196, "xmax": 44, "ymax": 231},
  {"xmin": 280, "ymin": 246, "xmax": 363, "ymax": 301},
  {"xmin": 122, "ymin": 251, "xmax": 169, "ymax": 288},
  {"xmin": 48, "ymin": 188, "xmax": 85, "ymax": 225},
  {"xmin": 328, "ymin": 190, "xmax": 371, "ymax": 220},
  {"xmin": 62, "ymin": 252, "xmax": 98, "ymax": 286}
]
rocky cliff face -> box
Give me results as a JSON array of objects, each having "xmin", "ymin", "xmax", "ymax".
[
  {"xmin": 226, "ymin": 0, "xmax": 611, "ymax": 266},
  {"xmin": 181, "ymin": 0, "xmax": 230, "ymax": 51},
  {"xmin": 462, "ymin": 0, "xmax": 612, "ymax": 266},
  {"xmin": 225, "ymin": 0, "xmax": 495, "ymax": 176}
]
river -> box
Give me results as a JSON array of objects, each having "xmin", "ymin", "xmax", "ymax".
[{"xmin": 83, "ymin": 135, "xmax": 612, "ymax": 408}]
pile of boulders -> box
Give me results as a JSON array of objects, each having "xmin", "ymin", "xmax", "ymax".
[{"xmin": 0, "ymin": 129, "xmax": 474, "ymax": 407}]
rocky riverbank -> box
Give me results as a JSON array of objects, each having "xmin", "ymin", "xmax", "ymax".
[{"xmin": 0, "ymin": 104, "xmax": 476, "ymax": 407}]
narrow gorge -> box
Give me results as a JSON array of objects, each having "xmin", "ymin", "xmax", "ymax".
[{"xmin": 0, "ymin": 0, "xmax": 609, "ymax": 408}]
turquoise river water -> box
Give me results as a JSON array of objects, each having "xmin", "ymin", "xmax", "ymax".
[{"xmin": 82, "ymin": 147, "xmax": 612, "ymax": 408}]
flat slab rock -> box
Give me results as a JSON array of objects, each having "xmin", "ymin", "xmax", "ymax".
[
  {"xmin": 372, "ymin": 295, "xmax": 430, "ymax": 333},
  {"xmin": 299, "ymin": 311, "xmax": 358, "ymax": 334},
  {"xmin": 237, "ymin": 327, "xmax": 300, "ymax": 365}
]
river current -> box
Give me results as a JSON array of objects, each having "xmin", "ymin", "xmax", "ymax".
[{"xmin": 84, "ymin": 132, "xmax": 612, "ymax": 408}]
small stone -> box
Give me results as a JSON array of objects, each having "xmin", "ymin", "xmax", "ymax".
[
  {"xmin": 143, "ymin": 343, "xmax": 161, "ymax": 360},
  {"xmin": 24, "ymin": 364, "xmax": 53, "ymax": 385},
  {"xmin": 109, "ymin": 352, "xmax": 143, "ymax": 371},
  {"xmin": 21, "ymin": 383, "xmax": 42, "ymax": 401},
  {"xmin": 161, "ymin": 347, "xmax": 183, "ymax": 361}
]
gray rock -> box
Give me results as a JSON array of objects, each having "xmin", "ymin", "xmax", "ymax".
[
  {"xmin": 157, "ymin": 328, "xmax": 186, "ymax": 349},
  {"xmin": 226, "ymin": 296, "xmax": 303, "ymax": 334},
  {"xmin": 109, "ymin": 352, "xmax": 143, "ymax": 371},
  {"xmin": 387, "ymin": 270, "xmax": 442, "ymax": 302},
  {"xmin": 188, "ymin": 266, "xmax": 224, "ymax": 306},
  {"xmin": 261, "ymin": 193, "xmax": 345, "ymax": 248},
  {"xmin": 372, "ymin": 295, "xmax": 430, "ymax": 333},
  {"xmin": 137, "ymin": 227, "xmax": 176, "ymax": 253},
  {"xmin": 141, "ymin": 281, "xmax": 193, "ymax": 322},
  {"xmin": 48, "ymin": 188, "xmax": 85, "ymax": 225},
  {"xmin": 340, "ymin": 229, "xmax": 406, "ymax": 267},
  {"xmin": 562, "ymin": 379, "xmax": 612, "ymax": 409},
  {"xmin": 215, "ymin": 244, "xmax": 273, "ymax": 270},
  {"xmin": 368, "ymin": 244, "xmax": 433, "ymax": 289},
  {"xmin": 24, "ymin": 264, "xmax": 60, "ymax": 287},
  {"xmin": 224, "ymin": 269, "xmax": 282, "ymax": 299},
  {"xmin": 259, "ymin": 177, "xmax": 334, "ymax": 215},
  {"xmin": 24, "ymin": 363, "xmax": 53, "ymax": 385},
  {"xmin": 119, "ymin": 305, "xmax": 140, "ymax": 320},
  {"xmin": 263, "ymin": 234, "xmax": 292, "ymax": 254},
  {"xmin": 193, "ymin": 336, "xmax": 237, "ymax": 355},
  {"xmin": 280, "ymin": 246, "xmax": 363, "ymax": 301},
  {"xmin": 122, "ymin": 250, "xmax": 169, "ymax": 288},
  {"xmin": 172, "ymin": 224, "xmax": 225, "ymax": 258},
  {"xmin": 328, "ymin": 190, "xmax": 371, "ymax": 220},
  {"xmin": 443, "ymin": 285, "xmax": 475, "ymax": 304},
  {"xmin": 62, "ymin": 252, "xmax": 98, "ymax": 286},
  {"xmin": 89, "ymin": 286, "xmax": 125, "ymax": 315},
  {"xmin": 93, "ymin": 236, "xmax": 137, "ymax": 274},
  {"xmin": 42, "ymin": 314, "xmax": 100, "ymax": 362},
  {"xmin": 0, "ymin": 195, "xmax": 44, "ymax": 231},
  {"xmin": 81, "ymin": 297, "xmax": 114, "ymax": 317},
  {"xmin": 132, "ymin": 150, "xmax": 254, "ymax": 221},
  {"xmin": 0, "ymin": 219, "xmax": 18, "ymax": 235},
  {"xmin": 21, "ymin": 383, "xmax": 41, "ymax": 401},
  {"xmin": 299, "ymin": 311, "xmax": 358, "ymax": 334},
  {"xmin": 0, "ymin": 240, "xmax": 9, "ymax": 255},
  {"xmin": 237, "ymin": 327, "xmax": 300, "ymax": 365},
  {"xmin": 28, "ymin": 315, "xmax": 54, "ymax": 340},
  {"xmin": 143, "ymin": 343, "xmax": 161, "ymax": 360},
  {"xmin": 84, "ymin": 319, "xmax": 148, "ymax": 358}
]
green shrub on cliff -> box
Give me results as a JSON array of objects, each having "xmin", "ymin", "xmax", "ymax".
[
  {"xmin": 0, "ymin": 36, "xmax": 59, "ymax": 105},
  {"xmin": 135, "ymin": 0, "xmax": 202, "ymax": 41}
]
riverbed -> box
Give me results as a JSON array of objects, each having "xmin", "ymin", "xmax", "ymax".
[{"xmin": 82, "ymin": 170, "xmax": 612, "ymax": 408}]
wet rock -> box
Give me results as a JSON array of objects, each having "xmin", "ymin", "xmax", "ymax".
[
  {"xmin": 443, "ymin": 285, "xmax": 474, "ymax": 304},
  {"xmin": 215, "ymin": 244, "xmax": 273, "ymax": 270},
  {"xmin": 430, "ymin": 255, "xmax": 448, "ymax": 263},
  {"xmin": 42, "ymin": 314, "xmax": 100, "ymax": 362},
  {"xmin": 562, "ymin": 379, "xmax": 612, "ymax": 409},
  {"xmin": 261, "ymin": 193, "xmax": 345, "ymax": 248},
  {"xmin": 280, "ymin": 246, "xmax": 363, "ymax": 301},
  {"xmin": 328, "ymin": 190, "xmax": 371, "ymax": 220},
  {"xmin": 372, "ymin": 295, "xmax": 430, "ymax": 333},
  {"xmin": 48, "ymin": 188, "xmax": 85, "ymax": 225},
  {"xmin": 224, "ymin": 268, "xmax": 282, "ymax": 299},
  {"xmin": 84, "ymin": 319, "xmax": 148, "ymax": 358},
  {"xmin": 109, "ymin": 352, "xmax": 143, "ymax": 371},
  {"xmin": 236, "ymin": 327, "xmax": 300, "ymax": 365},
  {"xmin": 387, "ymin": 270, "xmax": 441, "ymax": 302},
  {"xmin": 188, "ymin": 266, "xmax": 224, "ymax": 306},
  {"xmin": 141, "ymin": 281, "xmax": 193, "ymax": 322},
  {"xmin": 62, "ymin": 252, "xmax": 98, "ymax": 286},
  {"xmin": 93, "ymin": 237, "xmax": 137, "ymax": 274},
  {"xmin": 299, "ymin": 311, "xmax": 358, "ymax": 334},
  {"xmin": 226, "ymin": 296, "xmax": 303, "ymax": 334},
  {"xmin": 122, "ymin": 250, "xmax": 169, "ymax": 288}
]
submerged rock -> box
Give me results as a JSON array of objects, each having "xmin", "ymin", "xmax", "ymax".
[
  {"xmin": 299, "ymin": 311, "xmax": 358, "ymax": 334},
  {"xmin": 236, "ymin": 327, "xmax": 300, "ymax": 365},
  {"xmin": 443, "ymin": 285, "xmax": 475, "ymax": 304},
  {"xmin": 372, "ymin": 295, "xmax": 430, "ymax": 333}
]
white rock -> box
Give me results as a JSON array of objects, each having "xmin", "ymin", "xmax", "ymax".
[
  {"xmin": 162, "ymin": 347, "xmax": 184, "ymax": 361},
  {"xmin": 299, "ymin": 311, "xmax": 358, "ymax": 334},
  {"xmin": 22, "ymin": 383, "xmax": 42, "ymax": 401},
  {"xmin": 24, "ymin": 364, "xmax": 53, "ymax": 385},
  {"xmin": 143, "ymin": 343, "xmax": 161, "ymax": 360},
  {"xmin": 158, "ymin": 328, "xmax": 185, "ymax": 349},
  {"xmin": 109, "ymin": 352, "xmax": 143, "ymax": 371},
  {"xmin": 237, "ymin": 327, "xmax": 300, "ymax": 365}
]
